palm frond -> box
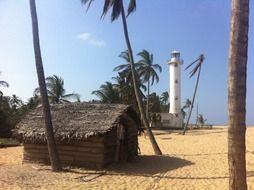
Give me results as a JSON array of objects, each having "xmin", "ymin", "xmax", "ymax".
[
  {"xmin": 59, "ymin": 99, "xmax": 71, "ymax": 103},
  {"xmin": 189, "ymin": 63, "xmax": 201, "ymax": 78},
  {"xmin": 150, "ymin": 53, "xmax": 154, "ymax": 64},
  {"xmin": 101, "ymin": 0, "xmax": 111, "ymax": 19},
  {"xmin": 113, "ymin": 64, "xmax": 128, "ymax": 71},
  {"xmin": 62, "ymin": 93, "xmax": 80, "ymax": 100},
  {"xmin": 34, "ymin": 87, "xmax": 40, "ymax": 95},
  {"xmin": 81, "ymin": 0, "xmax": 94, "ymax": 12},
  {"xmin": 118, "ymin": 50, "xmax": 130, "ymax": 62},
  {"xmin": 111, "ymin": 0, "xmax": 121, "ymax": 21},
  {"xmin": 185, "ymin": 54, "xmax": 205, "ymax": 78},
  {"xmin": 137, "ymin": 60, "xmax": 146, "ymax": 66},
  {"xmin": 137, "ymin": 49, "xmax": 150, "ymax": 62},
  {"xmin": 127, "ymin": 0, "xmax": 136, "ymax": 17},
  {"xmin": 153, "ymin": 64, "xmax": 162, "ymax": 72},
  {"xmin": 92, "ymin": 90, "xmax": 108, "ymax": 102},
  {"xmin": 47, "ymin": 90, "xmax": 57, "ymax": 98},
  {"xmin": 184, "ymin": 58, "xmax": 199, "ymax": 71},
  {"xmin": 0, "ymin": 81, "xmax": 9, "ymax": 87},
  {"xmin": 151, "ymin": 72, "xmax": 159, "ymax": 85}
]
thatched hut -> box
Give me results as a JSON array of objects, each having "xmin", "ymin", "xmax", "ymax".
[{"xmin": 13, "ymin": 103, "xmax": 139, "ymax": 169}]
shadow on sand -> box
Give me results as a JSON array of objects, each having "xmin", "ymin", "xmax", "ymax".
[
  {"xmin": 68, "ymin": 156, "xmax": 254, "ymax": 181},
  {"xmin": 107, "ymin": 155, "xmax": 193, "ymax": 176},
  {"xmin": 67, "ymin": 155, "xmax": 193, "ymax": 181}
]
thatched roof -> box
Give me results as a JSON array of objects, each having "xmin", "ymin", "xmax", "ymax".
[{"xmin": 13, "ymin": 103, "xmax": 139, "ymax": 143}]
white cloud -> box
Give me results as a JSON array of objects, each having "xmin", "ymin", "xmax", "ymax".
[
  {"xmin": 77, "ymin": 33, "xmax": 92, "ymax": 41},
  {"xmin": 77, "ymin": 32, "xmax": 106, "ymax": 47}
]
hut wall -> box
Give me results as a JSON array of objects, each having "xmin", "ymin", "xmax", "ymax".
[
  {"xmin": 23, "ymin": 136, "xmax": 107, "ymax": 169},
  {"xmin": 23, "ymin": 116, "xmax": 138, "ymax": 169},
  {"xmin": 126, "ymin": 119, "xmax": 138, "ymax": 157},
  {"xmin": 101, "ymin": 128, "xmax": 117, "ymax": 165},
  {"xmin": 124, "ymin": 116, "xmax": 138, "ymax": 159},
  {"xmin": 103, "ymin": 116, "xmax": 138, "ymax": 165}
]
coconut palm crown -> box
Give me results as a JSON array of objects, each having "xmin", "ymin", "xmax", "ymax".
[
  {"xmin": 114, "ymin": 50, "xmax": 137, "ymax": 84},
  {"xmin": 137, "ymin": 49, "xmax": 162, "ymax": 119},
  {"xmin": 35, "ymin": 75, "xmax": 80, "ymax": 104},
  {"xmin": 81, "ymin": 0, "xmax": 136, "ymax": 21},
  {"xmin": 92, "ymin": 81, "xmax": 121, "ymax": 103},
  {"xmin": 137, "ymin": 50, "xmax": 162, "ymax": 85},
  {"xmin": 160, "ymin": 91, "xmax": 169, "ymax": 105}
]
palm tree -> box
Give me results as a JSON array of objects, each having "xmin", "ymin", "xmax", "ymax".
[
  {"xmin": 113, "ymin": 73, "xmax": 135, "ymax": 106},
  {"xmin": 181, "ymin": 98, "xmax": 191, "ymax": 124},
  {"xmin": 148, "ymin": 92, "xmax": 161, "ymax": 114},
  {"xmin": 228, "ymin": 0, "xmax": 249, "ymax": 189},
  {"xmin": 82, "ymin": 0, "xmax": 162, "ymax": 155},
  {"xmin": 113, "ymin": 51, "xmax": 147, "ymax": 108},
  {"xmin": 182, "ymin": 99, "xmax": 192, "ymax": 110},
  {"xmin": 26, "ymin": 94, "xmax": 41, "ymax": 109},
  {"xmin": 160, "ymin": 91, "xmax": 169, "ymax": 106},
  {"xmin": 197, "ymin": 114, "xmax": 206, "ymax": 128},
  {"xmin": 29, "ymin": 0, "xmax": 61, "ymax": 171},
  {"xmin": 183, "ymin": 54, "xmax": 204, "ymax": 135},
  {"xmin": 137, "ymin": 50, "xmax": 162, "ymax": 120},
  {"xmin": 113, "ymin": 50, "xmax": 136, "ymax": 84},
  {"xmin": 113, "ymin": 73, "xmax": 132, "ymax": 104},
  {"xmin": 9, "ymin": 95, "xmax": 23, "ymax": 111},
  {"xmin": 92, "ymin": 81, "xmax": 121, "ymax": 103},
  {"xmin": 182, "ymin": 98, "xmax": 192, "ymax": 122},
  {"xmin": 0, "ymin": 72, "xmax": 9, "ymax": 96},
  {"xmin": 160, "ymin": 91, "xmax": 169, "ymax": 112},
  {"xmin": 35, "ymin": 75, "xmax": 80, "ymax": 104}
]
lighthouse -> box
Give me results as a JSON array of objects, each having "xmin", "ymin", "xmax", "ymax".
[{"xmin": 168, "ymin": 51, "xmax": 183, "ymax": 127}]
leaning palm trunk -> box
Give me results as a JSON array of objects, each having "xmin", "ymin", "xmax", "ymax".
[
  {"xmin": 183, "ymin": 65, "xmax": 202, "ymax": 135},
  {"xmin": 30, "ymin": 0, "xmax": 62, "ymax": 171},
  {"xmin": 146, "ymin": 78, "xmax": 150, "ymax": 121},
  {"xmin": 228, "ymin": 0, "xmax": 249, "ymax": 189},
  {"xmin": 119, "ymin": 0, "xmax": 162, "ymax": 155}
]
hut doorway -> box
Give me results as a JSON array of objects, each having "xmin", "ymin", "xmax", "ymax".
[{"xmin": 115, "ymin": 124, "xmax": 129, "ymax": 161}]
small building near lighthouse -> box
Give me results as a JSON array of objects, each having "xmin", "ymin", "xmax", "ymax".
[
  {"xmin": 160, "ymin": 51, "xmax": 184, "ymax": 128},
  {"xmin": 13, "ymin": 103, "xmax": 139, "ymax": 169}
]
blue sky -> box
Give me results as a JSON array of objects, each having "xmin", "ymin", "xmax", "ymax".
[{"xmin": 0, "ymin": 0, "xmax": 253, "ymax": 125}]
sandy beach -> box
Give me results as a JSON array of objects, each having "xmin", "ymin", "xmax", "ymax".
[{"xmin": 0, "ymin": 126, "xmax": 254, "ymax": 190}]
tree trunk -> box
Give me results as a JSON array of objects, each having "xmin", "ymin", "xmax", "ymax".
[
  {"xmin": 146, "ymin": 79, "xmax": 150, "ymax": 121},
  {"xmin": 30, "ymin": 0, "xmax": 62, "ymax": 171},
  {"xmin": 119, "ymin": 0, "xmax": 162, "ymax": 155},
  {"xmin": 228, "ymin": 0, "xmax": 249, "ymax": 189},
  {"xmin": 183, "ymin": 65, "xmax": 202, "ymax": 135}
]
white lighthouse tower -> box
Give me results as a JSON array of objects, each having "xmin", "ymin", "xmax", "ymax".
[{"xmin": 168, "ymin": 51, "xmax": 183, "ymax": 127}]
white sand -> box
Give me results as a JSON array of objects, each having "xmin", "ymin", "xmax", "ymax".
[{"xmin": 0, "ymin": 126, "xmax": 254, "ymax": 190}]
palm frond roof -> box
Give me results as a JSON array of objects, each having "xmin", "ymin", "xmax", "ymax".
[{"xmin": 13, "ymin": 103, "xmax": 139, "ymax": 143}]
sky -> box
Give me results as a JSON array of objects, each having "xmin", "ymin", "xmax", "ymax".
[{"xmin": 0, "ymin": 0, "xmax": 253, "ymax": 125}]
